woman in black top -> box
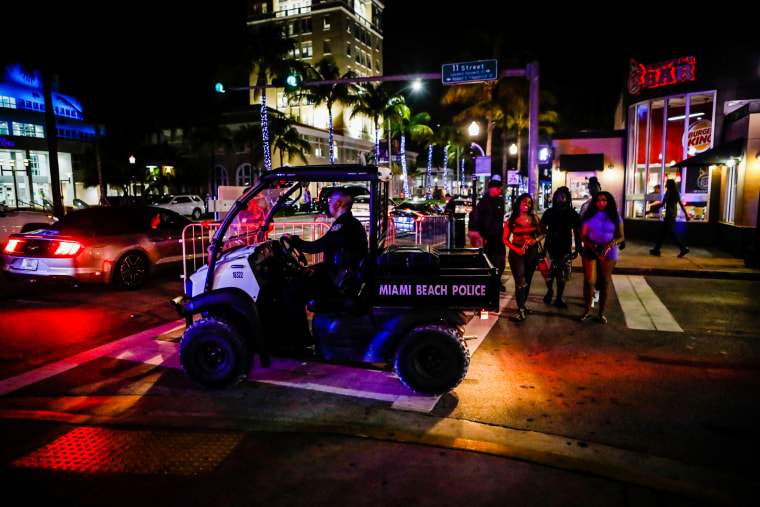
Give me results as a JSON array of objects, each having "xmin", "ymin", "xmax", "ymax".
[{"xmin": 649, "ymin": 179, "xmax": 691, "ymax": 258}]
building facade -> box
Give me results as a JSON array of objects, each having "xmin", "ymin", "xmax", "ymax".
[
  {"xmin": 552, "ymin": 51, "xmax": 760, "ymax": 258},
  {"xmin": 246, "ymin": 0, "xmax": 383, "ymax": 164},
  {"xmin": 0, "ymin": 65, "xmax": 100, "ymax": 210}
]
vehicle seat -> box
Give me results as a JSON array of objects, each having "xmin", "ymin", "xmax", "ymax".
[{"xmin": 307, "ymin": 259, "xmax": 371, "ymax": 315}]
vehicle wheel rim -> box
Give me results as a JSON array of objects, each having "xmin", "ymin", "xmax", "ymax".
[
  {"xmin": 199, "ymin": 341, "xmax": 228, "ymax": 371},
  {"xmin": 119, "ymin": 254, "xmax": 146, "ymax": 288},
  {"xmin": 413, "ymin": 345, "xmax": 446, "ymax": 379}
]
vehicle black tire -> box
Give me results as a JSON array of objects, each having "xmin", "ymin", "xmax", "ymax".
[
  {"xmin": 114, "ymin": 251, "xmax": 148, "ymax": 289},
  {"xmin": 394, "ymin": 324, "xmax": 470, "ymax": 396},
  {"xmin": 191, "ymin": 208, "xmax": 202, "ymax": 220},
  {"xmin": 179, "ymin": 316, "xmax": 252, "ymax": 389}
]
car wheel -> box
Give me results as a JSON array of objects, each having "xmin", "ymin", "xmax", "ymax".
[
  {"xmin": 191, "ymin": 208, "xmax": 202, "ymax": 220},
  {"xmin": 114, "ymin": 251, "xmax": 148, "ymax": 289},
  {"xmin": 179, "ymin": 316, "xmax": 252, "ymax": 389},
  {"xmin": 394, "ymin": 324, "xmax": 470, "ymax": 396}
]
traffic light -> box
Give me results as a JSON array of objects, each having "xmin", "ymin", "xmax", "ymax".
[
  {"xmin": 214, "ymin": 82, "xmax": 226, "ymax": 93},
  {"xmin": 284, "ymin": 72, "xmax": 302, "ymax": 91}
]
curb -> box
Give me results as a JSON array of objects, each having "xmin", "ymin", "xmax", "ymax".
[{"xmin": 0, "ymin": 406, "xmax": 749, "ymax": 507}]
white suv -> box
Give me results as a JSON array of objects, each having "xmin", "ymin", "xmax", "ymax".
[{"xmin": 150, "ymin": 195, "xmax": 206, "ymax": 219}]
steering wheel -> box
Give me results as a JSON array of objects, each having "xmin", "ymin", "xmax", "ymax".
[{"xmin": 279, "ymin": 236, "xmax": 308, "ymax": 266}]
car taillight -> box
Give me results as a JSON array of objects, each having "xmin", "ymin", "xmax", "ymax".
[
  {"xmin": 4, "ymin": 238, "xmax": 22, "ymax": 253},
  {"xmin": 53, "ymin": 241, "xmax": 83, "ymax": 257}
]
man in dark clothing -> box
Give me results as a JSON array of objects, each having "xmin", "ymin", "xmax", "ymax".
[
  {"xmin": 540, "ymin": 186, "xmax": 582, "ymax": 307},
  {"xmin": 282, "ymin": 190, "xmax": 368, "ymax": 350},
  {"xmin": 474, "ymin": 176, "xmax": 506, "ymax": 291}
]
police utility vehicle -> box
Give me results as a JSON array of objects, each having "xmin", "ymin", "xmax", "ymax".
[{"xmin": 172, "ymin": 166, "xmax": 500, "ymax": 396}]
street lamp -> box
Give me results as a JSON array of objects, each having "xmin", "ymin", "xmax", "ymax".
[
  {"xmin": 468, "ymin": 121, "xmax": 479, "ymax": 137},
  {"xmin": 129, "ymin": 156, "xmax": 136, "ymax": 197}
]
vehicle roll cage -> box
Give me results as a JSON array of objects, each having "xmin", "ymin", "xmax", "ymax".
[{"xmin": 204, "ymin": 165, "xmax": 388, "ymax": 293}]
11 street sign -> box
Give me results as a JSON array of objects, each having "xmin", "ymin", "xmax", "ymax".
[{"xmin": 442, "ymin": 59, "xmax": 498, "ymax": 84}]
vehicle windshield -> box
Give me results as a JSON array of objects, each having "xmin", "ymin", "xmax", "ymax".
[
  {"xmin": 152, "ymin": 197, "xmax": 173, "ymax": 204},
  {"xmin": 218, "ymin": 186, "xmax": 284, "ymax": 251}
]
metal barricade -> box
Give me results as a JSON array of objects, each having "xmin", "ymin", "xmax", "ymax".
[
  {"xmin": 180, "ymin": 219, "xmax": 334, "ymax": 281},
  {"xmin": 180, "ymin": 216, "xmax": 403, "ymax": 282},
  {"xmin": 180, "ymin": 221, "xmax": 220, "ymax": 281},
  {"xmin": 391, "ymin": 215, "xmax": 450, "ymax": 248}
]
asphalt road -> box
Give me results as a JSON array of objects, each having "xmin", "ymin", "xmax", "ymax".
[{"xmin": 1, "ymin": 271, "xmax": 759, "ymax": 505}]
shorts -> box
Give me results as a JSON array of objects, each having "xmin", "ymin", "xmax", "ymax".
[{"xmin": 547, "ymin": 253, "xmax": 572, "ymax": 280}]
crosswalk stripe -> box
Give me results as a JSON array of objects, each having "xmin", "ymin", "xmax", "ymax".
[{"xmin": 612, "ymin": 275, "xmax": 683, "ymax": 332}]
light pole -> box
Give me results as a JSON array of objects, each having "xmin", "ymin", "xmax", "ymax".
[
  {"xmin": 509, "ymin": 143, "xmax": 519, "ymax": 199},
  {"xmin": 129, "ymin": 156, "xmax": 136, "ymax": 198}
]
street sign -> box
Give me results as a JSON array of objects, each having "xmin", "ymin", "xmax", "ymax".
[
  {"xmin": 474, "ymin": 156, "xmax": 492, "ymax": 176},
  {"xmin": 442, "ymin": 60, "xmax": 498, "ymax": 84}
]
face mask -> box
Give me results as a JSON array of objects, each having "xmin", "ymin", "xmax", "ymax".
[{"xmin": 489, "ymin": 187, "xmax": 500, "ymax": 198}]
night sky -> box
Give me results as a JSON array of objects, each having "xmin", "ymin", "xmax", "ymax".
[{"xmin": 5, "ymin": 1, "xmax": 753, "ymax": 136}]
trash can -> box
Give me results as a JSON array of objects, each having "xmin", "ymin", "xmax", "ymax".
[{"xmin": 449, "ymin": 212, "xmax": 466, "ymax": 248}]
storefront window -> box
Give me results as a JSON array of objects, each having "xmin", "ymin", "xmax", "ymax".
[{"xmin": 625, "ymin": 91, "xmax": 715, "ymax": 221}]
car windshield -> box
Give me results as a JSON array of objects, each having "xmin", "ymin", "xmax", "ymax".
[{"xmin": 152, "ymin": 197, "xmax": 173, "ymax": 204}]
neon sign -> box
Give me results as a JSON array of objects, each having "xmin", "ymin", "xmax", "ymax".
[
  {"xmin": 0, "ymin": 136, "xmax": 15, "ymax": 147},
  {"xmin": 628, "ymin": 56, "xmax": 696, "ymax": 94}
]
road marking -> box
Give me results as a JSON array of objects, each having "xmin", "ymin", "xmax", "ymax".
[
  {"xmin": 612, "ymin": 275, "xmax": 683, "ymax": 332},
  {"xmin": 0, "ymin": 320, "xmax": 185, "ymax": 396},
  {"xmin": 0, "ymin": 302, "xmax": 503, "ymax": 416}
]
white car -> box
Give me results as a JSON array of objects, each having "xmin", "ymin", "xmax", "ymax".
[
  {"xmin": 150, "ymin": 195, "xmax": 206, "ymax": 219},
  {"xmin": 0, "ymin": 204, "xmax": 57, "ymax": 248},
  {"xmin": 352, "ymin": 195, "xmax": 371, "ymax": 219}
]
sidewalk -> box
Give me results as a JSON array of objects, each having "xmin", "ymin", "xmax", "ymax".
[{"xmin": 608, "ymin": 239, "xmax": 760, "ymax": 280}]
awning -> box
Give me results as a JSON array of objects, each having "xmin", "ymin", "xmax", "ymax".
[
  {"xmin": 558, "ymin": 153, "xmax": 604, "ymax": 172},
  {"xmin": 673, "ymin": 138, "xmax": 744, "ymax": 167}
]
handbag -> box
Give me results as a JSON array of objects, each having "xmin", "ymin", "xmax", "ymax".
[{"xmin": 536, "ymin": 241, "xmax": 550, "ymax": 281}]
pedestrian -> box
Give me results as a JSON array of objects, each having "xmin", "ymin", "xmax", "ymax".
[
  {"xmin": 646, "ymin": 184, "xmax": 663, "ymax": 217},
  {"xmin": 579, "ymin": 176, "xmax": 601, "ymax": 216},
  {"xmin": 467, "ymin": 207, "xmax": 482, "ymax": 248},
  {"xmin": 579, "ymin": 176, "xmax": 602, "ymax": 306},
  {"xmin": 503, "ymin": 193, "xmax": 544, "ymax": 321},
  {"xmin": 444, "ymin": 193, "xmax": 456, "ymax": 215},
  {"xmin": 303, "ymin": 186, "xmax": 312, "ymax": 213},
  {"xmin": 474, "ymin": 176, "xmax": 506, "ymax": 291},
  {"xmin": 540, "ymin": 186, "xmax": 582, "ymax": 308},
  {"xmin": 580, "ymin": 191, "xmax": 624, "ymax": 324},
  {"xmin": 649, "ymin": 179, "xmax": 691, "ymax": 258}
]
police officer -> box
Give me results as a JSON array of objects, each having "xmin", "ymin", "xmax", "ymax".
[{"xmin": 282, "ymin": 189, "xmax": 368, "ymax": 351}]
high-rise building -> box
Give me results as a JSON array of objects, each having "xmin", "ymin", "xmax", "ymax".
[{"xmin": 247, "ymin": 1, "xmax": 384, "ymax": 165}]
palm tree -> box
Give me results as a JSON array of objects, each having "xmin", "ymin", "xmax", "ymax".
[
  {"xmin": 234, "ymin": 124, "xmax": 265, "ymax": 176},
  {"xmin": 441, "ymin": 80, "xmax": 500, "ymax": 157},
  {"xmin": 387, "ymin": 100, "xmax": 433, "ymax": 198},
  {"xmin": 269, "ymin": 113, "xmax": 311, "ymax": 167},
  {"xmin": 294, "ymin": 57, "xmax": 358, "ymax": 164},
  {"xmin": 492, "ymin": 79, "xmax": 558, "ymax": 183},
  {"xmin": 349, "ymin": 83, "xmax": 400, "ymax": 165},
  {"xmin": 245, "ymin": 24, "xmax": 301, "ymax": 171},
  {"xmin": 186, "ymin": 117, "xmax": 233, "ymax": 195}
]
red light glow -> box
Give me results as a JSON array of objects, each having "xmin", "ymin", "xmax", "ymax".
[
  {"xmin": 4, "ymin": 238, "xmax": 22, "ymax": 253},
  {"xmin": 54, "ymin": 241, "xmax": 82, "ymax": 256}
]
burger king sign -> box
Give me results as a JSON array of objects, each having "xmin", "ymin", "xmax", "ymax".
[{"xmin": 687, "ymin": 119, "xmax": 712, "ymax": 155}]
